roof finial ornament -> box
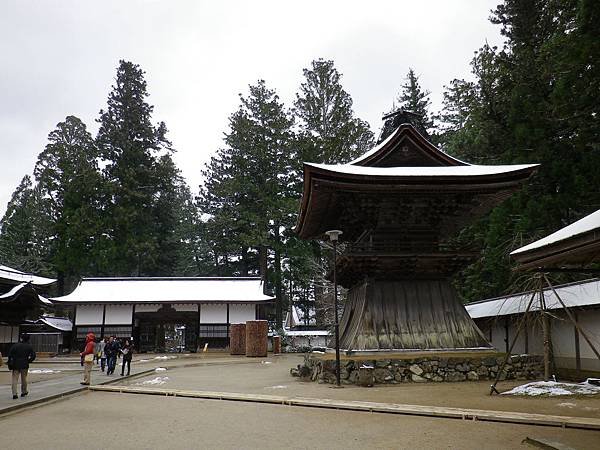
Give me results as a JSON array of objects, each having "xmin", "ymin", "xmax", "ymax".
[{"xmin": 379, "ymin": 109, "xmax": 429, "ymax": 143}]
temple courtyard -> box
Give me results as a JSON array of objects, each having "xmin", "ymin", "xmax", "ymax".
[{"xmin": 1, "ymin": 353, "xmax": 599, "ymax": 449}]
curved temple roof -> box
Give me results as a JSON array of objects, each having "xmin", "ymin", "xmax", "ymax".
[
  {"xmin": 51, "ymin": 277, "xmax": 274, "ymax": 304},
  {"xmin": 295, "ymin": 123, "xmax": 539, "ymax": 240},
  {"xmin": 0, "ymin": 265, "xmax": 56, "ymax": 286}
]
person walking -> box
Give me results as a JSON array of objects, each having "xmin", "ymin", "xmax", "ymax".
[
  {"xmin": 7, "ymin": 334, "xmax": 36, "ymax": 399},
  {"xmin": 105, "ymin": 336, "xmax": 119, "ymax": 375},
  {"xmin": 98, "ymin": 337, "xmax": 107, "ymax": 372},
  {"xmin": 120, "ymin": 340, "xmax": 134, "ymax": 376},
  {"xmin": 80, "ymin": 332, "xmax": 95, "ymax": 385}
]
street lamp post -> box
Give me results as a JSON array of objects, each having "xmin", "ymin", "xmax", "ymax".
[{"xmin": 325, "ymin": 229, "xmax": 343, "ymax": 387}]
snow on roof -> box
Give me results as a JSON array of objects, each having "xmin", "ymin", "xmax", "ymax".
[
  {"xmin": 466, "ymin": 278, "xmax": 600, "ymax": 319},
  {"xmin": 0, "ymin": 283, "xmax": 52, "ymax": 305},
  {"xmin": 307, "ymin": 162, "xmax": 538, "ymax": 178},
  {"xmin": 511, "ymin": 209, "xmax": 600, "ymax": 255},
  {"xmin": 40, "ymin": 316, "xmax": 73, "ymax": 331},
  {"xmin": 51, "ymin": 277, "xmax": 274, "ymax": 304},
  {"xmin": 0, "ymin": 265, "xmax": 56, "ymax": 286},
  {"xmin": 348, "ymin": 124, "xmax": 468, "ymax": 166}
]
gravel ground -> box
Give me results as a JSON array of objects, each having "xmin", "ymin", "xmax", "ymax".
[{"xmin": 0, "ymin": 391, "xmax": 598, "ymax": 450}]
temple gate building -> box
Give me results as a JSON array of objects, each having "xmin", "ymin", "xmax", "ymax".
[{"xmin": 51, "ymin": 277, "xmax": 273, "ymax": 351}]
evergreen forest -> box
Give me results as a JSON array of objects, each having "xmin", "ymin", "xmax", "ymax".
[{"xmin": 1, "ymin": 1, "xmax": 599, "ymax": 329}]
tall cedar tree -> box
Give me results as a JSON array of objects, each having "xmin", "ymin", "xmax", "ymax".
[
  {"xmin": 199, "ymin": 80, "xmax": 295, "ymax": 328},
  {"xmin": 33, "ymin": 116, "xmax": 104, "ymax": 293},
  {"xmin": 0, "ymin": 176, "xmax": 51, "ymax": 275},
  {"xmin": 437, "ymin": 0, "xmax": 600, "ymax": 301},
  {"xmin": 293, "ymin": 59, "xmax": 374, "ymax": 326},
  {"xmin": 396, "ymin": 68, "xmax": 434, "ymax": 134},
  {"xmin": 96, "ymin": 61, "xmax": 182, "ymax": 276}
]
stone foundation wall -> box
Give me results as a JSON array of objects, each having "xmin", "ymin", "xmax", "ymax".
[{"xmin": 296, "ymin": 354, "xmax": 544, "ymax": 385}]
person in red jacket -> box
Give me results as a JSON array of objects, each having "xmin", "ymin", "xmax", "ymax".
[{"xmin": 80, "ymin": 332, "xmax": 95, "ymax": 385}]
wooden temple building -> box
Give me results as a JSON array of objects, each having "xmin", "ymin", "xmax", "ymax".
[
  {"xmin": 0, "ymin": 265, "xmax": 56, "ymax": 354},
  {"xmin": 295, "ymin": 111, "xmax": 538, "ymax": 352}
]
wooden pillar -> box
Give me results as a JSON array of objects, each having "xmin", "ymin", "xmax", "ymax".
[
  {"xmin": 273, "ymin": 335, "xmax": 281, "ymax": 354},
  {"xmin": 245, "ymin": 320, "xmax": 268, "ymax": 357},
  {"xmin": 540, "ymin": 278, "xmax": 552, "ymax": 381},
  {"xmin": 230, "ymin": 323, "xmax": 246, "ymax": 355},
  {"xmin": 574, "ymin": 311, "xmax": 581, "ymax": 378},
  {"xmin": 101, "ymin": 305, "xmax": 106, "ymax": 339}
]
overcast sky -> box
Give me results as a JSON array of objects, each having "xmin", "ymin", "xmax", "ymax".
[{"xmin": 0, "ymin": 1, "xmax": 503, "ymax": 217}]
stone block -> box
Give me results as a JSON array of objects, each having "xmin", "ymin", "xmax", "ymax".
[
  {"xmin": 466, "ymin": 371, "xmax": 479, "ymax": 381},
  {"xmin": 411, "ymin": 374, "xmax": 427, "ymax": 383},
  {"xmin": 409, "ymin": 364, "xmax": 424, "ymax": 376}
]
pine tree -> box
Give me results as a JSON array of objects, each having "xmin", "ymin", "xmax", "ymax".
[
  {"xmin": 0, "ymin": 176, "xmax": 51, "ymax": 275},
  {"xmin": 199, "ymin": 80, "xmax": 295, "ymax": 327},
  {"xmin": 96, "ymin": 60, "xmax": 179, "ymax": 276},
  {"xmin": 33, "ymin": 116, "xmax": 104, "ymax": 292},
  {"xmin": 294, "ymin": 59, "xmax": 373, "ymax": 165},
  {"xmin": 396, "ymin": 68, "xmax": 434, "ymax": 133},
  {"xmin": 293, "ymin": 59, "xmax": 374, "ymax": 326}
]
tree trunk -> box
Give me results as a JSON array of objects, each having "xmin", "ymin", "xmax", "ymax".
[{"xmin": 274, "ymin": 224, "xmax": 283, "ymax": 330}]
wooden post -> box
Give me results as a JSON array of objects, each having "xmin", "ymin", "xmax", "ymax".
[
  {"xmin": 540, "ymin": 276, "xmax": 552, "ymax": 381},
  {"xmin": 273, "ymin": 335, "xmax": 281, "ymax": 354},
  {"xmin": 229, "ymin": 323, "xmax": 246, "ymax": 355},
  {"xmin": 245, "ymin": 320, "xmax": 268, "ymax": 357},
  {"xmin": 574, "ymin": 312, "xmax": 581, "ymax": 378}
]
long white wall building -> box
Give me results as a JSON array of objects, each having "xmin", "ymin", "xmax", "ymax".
[
  {"xmin": 52, "ymin": 277, "xmax": 273, "ymax": 351},
  {"xmin": 467, "ymin": 278, "xmax": 600, "ymax": 373}
]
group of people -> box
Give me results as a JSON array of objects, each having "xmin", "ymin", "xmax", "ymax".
[
  {"xmin": 2, "ymin": 332, "xmax": 136, "ymax": 399},
  {"xmin": 80, "ymin": 333, "xmax": 135, "ymax": 385}
]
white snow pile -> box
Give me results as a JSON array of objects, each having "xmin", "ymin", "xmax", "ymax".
[
  {"xmin": 502, "ymin": 379, "xmax": 600, "ymax": 397},
  {"xmin": 266, "ymin": 385, "xmax": 288, "ymax": 389},
  {"xmin": 154, "ymin": 356, "xmax": 176, "ymax": 360},
  {"xmin": 136, "ymin": 376, "xmax": 169, "ymax": 386},
  {"xmin": 29, "ymin": 369, "xmax": 61, "ymax": 374},
  {"xmin": 261, "ymin": 361, "xmax": 272, "ymax": 365},
  {"xmin": 155, "ymin": 367, "xmax": 167, "ymax": 372},
  {"xmin": 138, "ymin": 359, "xmax": 151, "ymax": 363}
]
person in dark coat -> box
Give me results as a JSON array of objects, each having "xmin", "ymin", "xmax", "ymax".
[
  {"xmin": 7, "ymin": 334, "xmax": 36, "ymax": 399},
  {"xmin": 120, "ymin": 340, "xmax": 134, "ymax": 376},
  {"xmin": 104, "ymin": 336, "xmax": 120, "ymax": 375}
]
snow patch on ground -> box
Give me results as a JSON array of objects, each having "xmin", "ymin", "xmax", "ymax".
[
  {"xmin": 502, "ymin": 380, "xmax": 600, "ymax": 397},
  {"xmin": 558, "ymin": 402, "xmax": 577, "ymax": 408},
  {"xmin": 155, "ymin": 367, "xmax": 167, "ymax": 372},
  {"xmin": 136, "ymin": 376, "xmax": 169, "ymax": 386},
  {"xmin": 138, "ymin": 359, "xmax": 151, "ymax": 363},
  {"xmin": 154, "ymin": 356, "xmax": 177, "ymax": 360},
  {"xmin": 29, "ymin": 369, "xmax": 61, "ymax": 374},
  {"xmin": 266, "ymin": 385, "xmax": 288, "ymax": 389},
  {"xmin": 261, "ymin": 361, "xmax": 272, "ymax": 365}
]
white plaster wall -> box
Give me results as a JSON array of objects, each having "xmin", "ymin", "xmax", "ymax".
[
  {"xmin": 228, "ymin": 304, "xmax": 255, "ymax": 324},
  {"xmin": 174, "ymin": 304, "xmax": 199, "ymax": 312},
  {"xmin": 200, "ymin": 304, "xmax": 227, "ymax": 323},
  {"xmin": 479, "ymin": 308, "xmax": 600, "ymax": 371},
  {"xmin": 75, "ymin": 305, "xmax": 104, "ymax": 325},
  {"xmin": 104, "ymin": 304, "xmax": 133, "ymax": 325},
  {"xmin": 135, "ymin": 304, "xmax": 161, "ymax": 313}
]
